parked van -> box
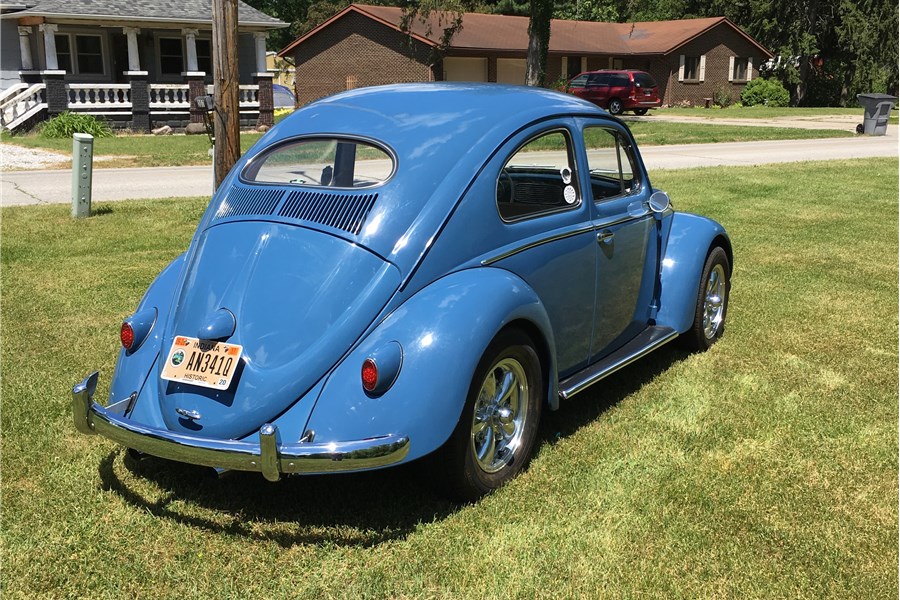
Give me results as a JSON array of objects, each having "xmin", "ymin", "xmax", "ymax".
[{"xmin": 564, "ymin": 70, "xmax": 661, "ymax": 115}]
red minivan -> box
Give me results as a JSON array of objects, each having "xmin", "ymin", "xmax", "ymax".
[{"xmin": 564, "ymin": 70, "xmax": 661, "ymax": 115}]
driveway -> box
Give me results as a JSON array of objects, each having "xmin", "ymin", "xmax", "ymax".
[{"xmin": 1, "ymin": 131, "xmax": 896, "ymax": 207}]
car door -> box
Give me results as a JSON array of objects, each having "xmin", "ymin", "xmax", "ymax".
[
  {"xmin": 585, "ymin": 73, "xmax": 610, "ymax": 108},
  {"xmin": 578, "ymin": 120, "xmax": 660, "ymax": 361},
  {"xmin": 488, "ymin": 124, "xmax": 597, "ymax": 377}
]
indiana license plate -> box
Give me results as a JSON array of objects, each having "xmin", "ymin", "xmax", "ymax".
[{"xmin": 161, "ymin": 336, "xmax": 243, "ymax": 390}]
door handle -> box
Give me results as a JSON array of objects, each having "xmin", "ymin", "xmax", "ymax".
[{"xmin": 597, "ymin": 230, "xmax": 614, "ymax": 244}]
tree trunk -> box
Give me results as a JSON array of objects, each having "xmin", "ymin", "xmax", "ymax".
[
  {"xmin": 525, "ymin": 0, "xmax": 552, "ymax": 86},
  {"xmin": 212, "ymin": 0, "xmax": 240, "ymax": 190}
]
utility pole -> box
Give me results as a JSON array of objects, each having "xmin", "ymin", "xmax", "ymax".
[{"xmin": 212, "ymin": 0, "xmax": 240, "ymax": 190}]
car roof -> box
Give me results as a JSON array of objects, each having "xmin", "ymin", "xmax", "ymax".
[{"xmin": 239, "ymin": 83, "xmax": 611, "ymax": 272}]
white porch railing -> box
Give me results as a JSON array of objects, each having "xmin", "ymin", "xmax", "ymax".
[
  {"xmin": 150, "ymin": 84, "xmax": 191, "ymax": 109},
  {"xmin": 1, "ymin": 83, "xmax": 47, "ymax": 131},
  {"xmin": 68, "ymin": 84, "xmax": 132, "ymax": 110}
]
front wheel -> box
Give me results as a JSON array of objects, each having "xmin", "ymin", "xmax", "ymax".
[
  {"xmin": 607, "ymin": 98, "xmax": 624, "ymax": 115},
  {"xmin": 440, "ymin": 329, "xmax": 543, "ymax": 501},
  {"xmin": 680, "ymin": 246, "xmax": 731, "ymax": 351}
]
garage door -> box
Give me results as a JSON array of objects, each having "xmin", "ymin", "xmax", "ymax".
[
  {"xmin": 443, "ymin": 57, "xmax": 488, "ymax": 82},
  {"xmin": 497, "ymin": 58, "xmax": 526, "ymax": 85}
]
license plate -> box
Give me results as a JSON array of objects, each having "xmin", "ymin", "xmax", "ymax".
[{"xmin": 161, "ymin": 336, "xmax": 243, "ymax": 390}]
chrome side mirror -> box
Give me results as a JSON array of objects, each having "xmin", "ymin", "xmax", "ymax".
[{"xmin": 648, "ymin": 191, "xmax": 671, "ymax": 213}]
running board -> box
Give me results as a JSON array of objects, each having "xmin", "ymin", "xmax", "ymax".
[{"xmin": 558, "ymin": 326, "xmax": 678, "ymax": 400}]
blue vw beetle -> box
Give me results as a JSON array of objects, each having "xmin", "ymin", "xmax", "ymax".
[{"xmin": 73, "ymin": 84, "xmax": 731, "ymax": 500}]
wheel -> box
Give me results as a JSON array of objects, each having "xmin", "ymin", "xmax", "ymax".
[
  {"xmin": 633, "ymin": 108, "xmax": 649, "ymax": 116},
  {"xmin": 680, "ymin": 246, "xmax": 731, "ymax": 351},
  {"xmin": 607, "ymin": 98, "xmax": 624, "ymax": 115},
  {"xmin": 440, "ymin": 329, "xmax": 543, "ymax": 501}
]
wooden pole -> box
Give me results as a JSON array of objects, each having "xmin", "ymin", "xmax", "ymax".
[{"xmin": 212, "ymin": 0, "xmax": 240, "ymax": 190}]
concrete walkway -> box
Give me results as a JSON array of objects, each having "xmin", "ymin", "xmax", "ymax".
[{"xmin": 1, "ymin": 131, "xmax": 897, "ymax": 207}]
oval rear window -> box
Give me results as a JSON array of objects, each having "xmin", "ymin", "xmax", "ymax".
[{"xmin": 242, "ymin": 138, "xmax": 394, "ymax": 188}]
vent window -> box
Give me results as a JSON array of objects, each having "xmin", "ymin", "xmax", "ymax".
[{"xmin": 242, "ymin": 138, "xmax": 394, "ymax": 189}]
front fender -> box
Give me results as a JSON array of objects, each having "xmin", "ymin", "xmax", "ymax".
[
  {"xmin": 304, "ymin": 268, "xmax": 557, "ymax": 463},
  {"xmin": 656, "ymin": 213, "xmax": 731, "ymax": 333}
]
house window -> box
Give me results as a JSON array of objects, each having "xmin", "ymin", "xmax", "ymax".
[
  {"xmin": 159, "ymin": 37, "xmax": 184, "ymax": 75},
  {"xmin": 731, "ymin": 57, "xmax": 750, "ymax": 82},
  {"xmin": 679, "ymin": 54, "xmax": 705, "ymax": 82},
  {"xmin": 55, "ymin": 33, "xmax": 105, "ymax": 75},
  {"xmin": 196, "ymin": 39, "xmax": 212, "ymax": 74}
]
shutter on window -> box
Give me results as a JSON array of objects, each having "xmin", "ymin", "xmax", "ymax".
[
  {"xmin": 562, "ymin": 56, "xmax": 568, "ymax": 77},
  {"xmin": 581, "ymin": 57, "xmax": 587, "ymax": 72},
  {"xmin": 699, "ymin": 55, "xmax": 706, "ymax": 82},
  {"xmin": 747, "ymin": 57, "xmax": 754, "ymax": 81},
  {"xmin": 728, "ymin": 56, "xmax": 735, "ymax": 82},
  {"xmin": 678, "ymin": 55, "xmax": 685, "ymax": 82}
]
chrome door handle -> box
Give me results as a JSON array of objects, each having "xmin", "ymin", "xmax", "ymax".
[{"xmin": 597, "ymin": 230, "xmax": 614, "ymax": 244}]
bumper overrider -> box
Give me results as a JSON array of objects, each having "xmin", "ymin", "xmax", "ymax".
[{"xmin": 72, "ymin": 372, "xmax": 410, "ymax": 481}]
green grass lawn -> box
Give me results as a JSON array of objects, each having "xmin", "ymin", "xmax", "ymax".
[
  {"xmin": 1, "ymin": 120, "xmax": 853, "ymax": 170},
  {"xmin": 1, "ymin": 158, "xmax": 897, "ymax": 598},
  {"xmin": 658, "ymin": 105, "xmax": 900, "ymax": 124}
]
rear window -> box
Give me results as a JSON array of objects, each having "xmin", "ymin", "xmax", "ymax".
[
  {"xmin": 242, "ymin": 138, "xmax": 394, "ymax": 188},
  {"xmin": 610, "ymin": 74, "xmax": 630, "ymax": 87},
  {"xmin": 633, "ymin": 73, "xmax": 657, "ymax": 88}
]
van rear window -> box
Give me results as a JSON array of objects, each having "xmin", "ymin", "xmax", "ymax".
[
  {"xmin": 633, "ymin": 73, "xmax": 657, "ymax": 88},
  {"xmin": 242, "ymin": 138, "xmax": 394, "ymax": 188}
]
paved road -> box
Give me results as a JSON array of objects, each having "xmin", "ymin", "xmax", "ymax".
[{"xmin": 1, "ymin": 132, "xmax": 896, "ymax": 207}]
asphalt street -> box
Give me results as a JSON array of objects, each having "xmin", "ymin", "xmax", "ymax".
[{"xmin": 1, "ymin": 130, "xmax": 896, "ymax": 207}]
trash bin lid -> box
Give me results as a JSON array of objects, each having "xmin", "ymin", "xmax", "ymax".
[{"xmin": 857, "ymin": 93, "xmax": 898, "ymax": 101}]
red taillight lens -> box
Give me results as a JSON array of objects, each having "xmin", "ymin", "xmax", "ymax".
[
  {"xmin": 120, "ymin": 322, "xmax": 135, "ymax": 350},
  {"xmin": 361, "ymin": 358, "xmax": 378, "ymax": 392}
]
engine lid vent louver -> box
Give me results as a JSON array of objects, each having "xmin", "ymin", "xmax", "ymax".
[
  {"xmin": 215, "ymin": 186, "xmax": 283, "ymax": 219},
  {"xmin": 278, "ymin": 191, "xmax": 378, "ymax": 235}
]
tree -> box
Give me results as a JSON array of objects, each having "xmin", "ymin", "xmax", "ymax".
[{"xmin": 524, "ymin": 0, "xmax": 552, "ymax": 85}]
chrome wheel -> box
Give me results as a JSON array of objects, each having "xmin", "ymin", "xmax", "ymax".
[
  {"xmin": 470, "ymin": 357, "xmax": 529, "ymax": 474},
  {"xmin": 702, "ymin": 263, "xmax": 726, "ymax": 339}
]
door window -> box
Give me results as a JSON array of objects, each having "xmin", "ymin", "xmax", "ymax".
[{"xmin": 583, "ymin": 127, "xmax": 638, "ymax": 200}]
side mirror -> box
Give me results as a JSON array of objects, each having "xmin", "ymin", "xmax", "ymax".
[{"xmin": 648, "ymin": 191, "xmax": 671, "ymax": 213}]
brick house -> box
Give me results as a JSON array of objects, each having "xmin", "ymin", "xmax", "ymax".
[
  {"xmin": 279, "ymin": 4, "xmax": 773, "ymax": 107},
  {"xmin": 0, "ymin": 0, "xmax": 287, "ymax": 132}
]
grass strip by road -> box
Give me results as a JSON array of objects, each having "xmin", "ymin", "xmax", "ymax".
[
  {"xmin": 1, "ymin": 120, "xmax": 853, "ymax": 170},
  {"xmin": 1, "ymin": 158, "xmax": 896, "ymax": 598},
  {"xmin": 658, "ymin": 105, "xmax": 899, "ymax": 123}
]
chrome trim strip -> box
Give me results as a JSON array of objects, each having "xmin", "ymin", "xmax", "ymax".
[
  {"xmin": 559, "ymin": 329, "xmax": 679, "ymax": 399},
  {"xmin": 72, "ymin": 372, "xmax": 410, "ymax": 480},
  {"xmin": 481, "ymin": 224, "xmax": 594, "ymax": 265}
]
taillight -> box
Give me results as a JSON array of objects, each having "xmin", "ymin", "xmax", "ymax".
[
  {"xmin": 120, "ymin": 322, "xmax": 135, "ymax": 350},
  {"xmin": 361, "ymin": 358, "xmax": 378, "ymax": 392}
]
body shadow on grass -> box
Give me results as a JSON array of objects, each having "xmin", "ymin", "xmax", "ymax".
[{"xmin": 97, "ymin": 345, "xmax": 689, "ymax": 548}]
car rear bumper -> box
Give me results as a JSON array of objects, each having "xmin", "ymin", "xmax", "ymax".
[
  {"xmin": 72, "ymin": 372, "xmax": 410, "ymax": 481},
  {"xmin": 628, "ymin": 99, "xmax": 662, "ymax": 108}
]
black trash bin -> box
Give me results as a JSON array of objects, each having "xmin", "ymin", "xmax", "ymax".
[{"xmin": 857, "ymin": 93, "xmax": 897, "ymax": 135}]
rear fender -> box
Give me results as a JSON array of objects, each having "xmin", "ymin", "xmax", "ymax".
[
  {"xmin": 108, "ymin": 254, "xmax": 185, "ymax": 421},
  {"xmin": 656, "ymin": 213, "xmax": 731, "ymax": 333},
  {"xmin": 304, "ymin": 268, "xmax": 557, "ymax": 463}
]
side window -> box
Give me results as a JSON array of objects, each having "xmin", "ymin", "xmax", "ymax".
[
  {"xmin": 568, "ymin": 74, "xmax": 588, "ymax": 89},
  {"xmin": 583, "ymin": 127, "xmax": 639, "ymax": 201},
  {"xmin": 496, "ymin": 130, "xmax": 580, "ymax": 221}
]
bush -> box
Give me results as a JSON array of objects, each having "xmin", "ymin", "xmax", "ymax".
[
  {"xmin": 39, "ymin": 111, "xmax": 113, "ymax": 138},
  {"xmin": 741, "ymin": 78, "xmax": 790, "ymax": 107},
  {"xmin": 714, "ymin": 86, "xmax": 735, "ymax": 108}
]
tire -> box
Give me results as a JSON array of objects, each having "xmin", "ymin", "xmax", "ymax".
[
  {"xmin": 607, "ymin": 98, "xmax": 624, "ymax": 115},
  {"xmin": 633, "ymin": 108, "xmax": 649, "ymax": 116},
  {"xmin": 680, "ymin": 246, "xmax": 731, "ymax": 351},
  {"xmin": 439, "ymin": 329, "xmax": 543, "ymax": 501}
]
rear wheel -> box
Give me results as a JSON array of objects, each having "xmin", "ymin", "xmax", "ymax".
[
  {"xmin": 607, "ymin": 98, "xmax": 624, "ymax": 115},
  {"xmin": 633, "ymin": 108, "xmax": 649, "ymax": 116},
  {"xmin": 440, "ymin": 329, "xmax": 543, "ymax": 501},
  {"xmin": 680, "ymin": 246, "xmax": 731, "ymax": 351}
]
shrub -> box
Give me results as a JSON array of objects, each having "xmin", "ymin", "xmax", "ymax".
[
  {"xmin": 714, "ymin": 86, "xmax": 735, "ymax": 108},
  {"xmin": 39, "ymin": 111, "xmax": 113, "ymax": 138},
  {"xmin": 741, "ymin": 78, "xmax": 790, "ymax": 107}
]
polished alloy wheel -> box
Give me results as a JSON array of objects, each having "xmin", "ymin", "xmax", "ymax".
[
  {"xmin": 470, "ymin": 358, "xmax": 528, "ymax": 474},
  {"xmin": 702, "ymin": 263, "xmax": 727, "ymax": 339}
]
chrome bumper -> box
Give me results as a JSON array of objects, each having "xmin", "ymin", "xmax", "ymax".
[{"xmin": 72, "ymin": 372, "xmax": 410, "ymax": 481}]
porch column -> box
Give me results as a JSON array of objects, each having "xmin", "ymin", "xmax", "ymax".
[
  {"xmin": 122, "ymin": 27, "xmax": 141, "ymax": 71},
  {"xmin": 39, "ymin": 23, "xmax": 59, "ymax": 71},
  {"xmin": 253, "ymin": 32, "xmax": 268, "ymax": 74},
  {"xmin": 253, "ymin": 72, "xmax": 275, "ymax": 129},
  {"xmin": 128, "ymin": 72, "xmax": 150, "ymax": 133},
  {"xmin": 183, "ymin": 28, "xmax": 199, "ymax": 73},
  {"xmin": 18, "ymin": 27, "xmax": 34, "ymax": 70}
]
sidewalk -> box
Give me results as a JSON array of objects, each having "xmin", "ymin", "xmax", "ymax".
[
  {"xmin": 625, "ymin": 113, "xmax": 881, "ymax": 133},
  {"xmin": 1, "ymin": 133, "xmax": 897, "ymax": 207}
]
